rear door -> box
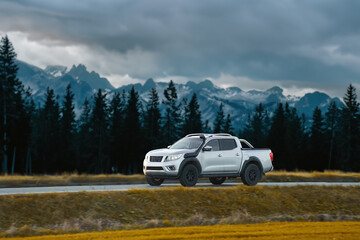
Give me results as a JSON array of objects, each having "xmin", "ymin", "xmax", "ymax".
[{"xmin": 219, "ymin": 138, "xmax": 242, "ymax": 172}]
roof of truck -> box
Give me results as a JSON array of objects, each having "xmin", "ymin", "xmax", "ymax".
[{"xmin": 186, "ymin": 133, "xmax": 234, "ymax": 138}]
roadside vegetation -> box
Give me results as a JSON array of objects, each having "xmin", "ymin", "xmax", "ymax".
[
  {"xmin": 1, "ymin": 221, "xmax": 360, "ymax": 240},
  {"xmin": 0, "ymin": 171, "xmax": 359, "ymax": 188},
  {"xmin": 0, "ymin": 185, "xmax": 359, "ymax": 237}
]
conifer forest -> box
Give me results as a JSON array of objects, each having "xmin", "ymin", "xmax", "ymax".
[{"xmin": 1, "ymin": 36, "xmax": 360, "ymax": 175}]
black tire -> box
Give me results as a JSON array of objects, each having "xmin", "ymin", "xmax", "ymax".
[
  {"xmin": 179, "ymin": 164, "xmax": 198, "ymax": 187},
  {"xmin": 241, "ymin": 163, "xmax": 261, "ymax": 186},
  {"xmin": 209, "ymin": 177, "xmax": 226, "ymax": 185},
  {"xmin": 146, "ymin": 176, "xmax": 164, "ymax": 186}
]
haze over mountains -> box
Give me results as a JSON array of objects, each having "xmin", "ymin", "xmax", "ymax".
[{"xmin": 17, "ymin": 60, "xmax": 343, "ymax": 129}]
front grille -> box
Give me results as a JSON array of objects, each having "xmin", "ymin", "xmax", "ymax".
[
  {"xmin": 146, "ymin": 166, "xmax": 163, "ymax": 170},
  {"xmin": 150, "ymin": 156, "xmax": 163, "ymax": 162}
]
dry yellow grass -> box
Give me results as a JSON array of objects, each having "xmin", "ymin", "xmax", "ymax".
[
  {"xmin": 263, "ymin": 170, "xmax": 360, "ymax": 182},
  {"xmin": 0, "ymin": 170, "xmax": 359, "ymax": 188},
  {"xmin": 2, "ymin": 221, "xmax": 360, "ymax": 240},
  {"xmin": 0, "ymin": 185, "xmax": 359, "ymax": 237},
  {"xmin": 0, "ymin": 173, "xmax": 145, "ymax": 187}
]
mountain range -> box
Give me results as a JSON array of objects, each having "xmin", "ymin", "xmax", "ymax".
[{"xmin": 16, "ymin": 60, "xmax": 343, "ymax": 129}]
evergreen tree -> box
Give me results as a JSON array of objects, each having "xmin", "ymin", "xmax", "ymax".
[
  {"xmin": 0, "ymin": 35, "xmax": 25, "ymax": 174},
  {"xmin": 144, "ymin": 88, "xmax": 162, "ymax": 149},
  {"xmin": 183, "ymin": 93, "xmax": 202, "ymax": 135},
  {"xmin": 309, "ymin": 107, "xmax": 326, "ymax": 170},
  {"xmin": 59, "ymin": 84, "xmax": 76, "ymax": 171},
  {"xmin": 203, "ymin": 120, "xmax": 212, "ymax": 133},
  {"xmin": 76, "ymin": 98, "xmax": 92, "ymax": 172},
  {"xmin": 268, "ymin": 103, "xmax": 286, "ymax": 169},
  {"xmin": 284, "ymin": 107, "xmax": 303, "ymax": 170},
  {"xmin": 223, "ymin": 114, "xmax": 234, "ymax": 135},
  {"xmin": 35, "ymin": 88, "xmax": 60, "ymax": 173},
  {"xmin": 109, "ymin": 91, "xmax": 126, "ymax": 172},
  {"xmin": 90, "ymin": 89, "xmax": 109, "ymax": 173},
  {"xmin": 340, "ymin": 84, "xmax": 360, "ymax": 170},
  {"xmin": 123, "ymin": 86, "xmax": 142, "ymax": 173},
  {"xmin": 242, "ymin": 103, "xmax": 268, "ymax": 147},
  {"xmin": 213, "ymin": 103, "xmax": 225, "ymax": 133},
  {"xmin": 325, "ymin": 101, "xmax": 339, "ymax": 169},
  {"xmin": 163, "ymin": 80, "xmax": 181, "ymax": 143}
]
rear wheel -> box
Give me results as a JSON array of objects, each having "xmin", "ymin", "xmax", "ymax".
[
  {"xmin": 179, "ymin": 164, "xmax": 198, "ymax": 187},
  {"xmin": 146, "ymin": 176, "xmax": 164, "ymax": 186},
  {"xmin": 241, "ymin": 163, "xmax": 261, "ymax": 186},
  {"xmin": 209, "ymin": 177, "xmax": 226, "ymax": 185}
]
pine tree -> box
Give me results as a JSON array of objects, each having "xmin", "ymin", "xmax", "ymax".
[
  {"xmin": 213, "ymin": 103, "xmax": 225, "ymax": 133},
  {"xmin": 60, "ymin": 84, "xmax": 76, "ymax": 171},
  {"xmin": 268, "ymin": 103, "xmax": 286, "ymax": 169},
  {"xmin": 203, "ymin": 120, "xmax": 212, "ymax": 133},
  {"xmin": 325, "ymin": 101, "xmax": 339, "ymax": 169},
  {"xmin": 309, "ymin": 106, "xmax": 326, "ymax": 170},
  {"xmin": 123, "ymin": 86, "xmax": 142, "ymax": 173},
  {"xmin": 162, "ymin": 80, "xmax": 181, "ymax": 143},
  {"xmin": 35, "ymin": 88, "xmax": 60, "ymax": 173},
  {"xmin": 109, "ymin": 91, "xmax": 126, "ymax": 172},
  {"xmin": 284, "ymin": 107, "xmax": 303, "ymax": 170},
  {"xmin": 340, "ymin": 84, "xmax": 360, "ymax": 170},
  {"xmin": 90, "ymin": 89, "xmax": 109, "ymax": 173},
  {"xmin": 76, "ymin": 98, "xmax": 92, "ymax": 172},
  {"xmin": 144, "ymin": 88, "xmax": 161, "ymax": 149},
  {"xmin": 0, "ymin": 35, "xmax": 25, "ymax": 174},
  {"xmin": 242, "ymin": 103, "xmax": 268, "ymax": 147},
  {"xmin": 183, "ymin": 93, "xmax": 202, "ymax": 135},
  {"xmin": 223, "ymin": 114, "xmax": 234, "ymax": 135}
]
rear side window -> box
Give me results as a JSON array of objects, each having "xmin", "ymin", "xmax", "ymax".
[
  {"xmin": 219, "ymin": 139, "xmax": 237, "ymax": 150},
  {"xmin": 241, "ymin": 141, "xmax": 251, "ymax": 149},
  {"xmin": 205, "ymin": 140, "xmax": 220, "ymax": 151}
]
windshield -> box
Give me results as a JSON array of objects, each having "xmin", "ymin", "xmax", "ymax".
[{"xmin": 170, "ymin": 137, "xmax": 203, "ymax": 149}]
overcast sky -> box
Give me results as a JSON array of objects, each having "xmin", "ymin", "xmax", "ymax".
[{"xmin": 1, "ymin": 0, "xmax": 360, "ymax": 97}]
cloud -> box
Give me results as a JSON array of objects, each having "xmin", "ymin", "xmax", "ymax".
[{"xmin": 1, "ymin": 0, "xmax": 360, "ymax": 97}]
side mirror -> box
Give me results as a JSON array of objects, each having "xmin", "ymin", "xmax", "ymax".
[
  {"xmin": 203, "ymin": 146, "xmax": 212, "ymax": 151},
  {"xmin": 167, "ymin": 145, "xmax": 171, "ymax": 149}
]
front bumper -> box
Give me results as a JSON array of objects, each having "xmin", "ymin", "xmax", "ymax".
[{"xmin": 143, "ymin": 157, "xmax": 183, "ymax": 178}]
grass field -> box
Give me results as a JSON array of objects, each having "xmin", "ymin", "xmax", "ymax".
[
  {"xmin": 0, "ymin": 170, "xmax": 359, "ymax": 188},
  {"xmin": 2, "ymin": 222, "xmax": 360, "ymax": 240},
  {"xmin": 1, "ymin": 185, "xmax": 359, "ymax": 237}
]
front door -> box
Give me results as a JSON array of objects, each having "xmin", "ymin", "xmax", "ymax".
[{"xmin": 200, "ymin": 139, "xmax": 223, "ymax": 173}]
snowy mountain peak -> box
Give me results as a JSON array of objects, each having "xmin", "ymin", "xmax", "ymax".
[{"xmin": 44, "ymin": 65, "xmax": 68, "ymax": 77}]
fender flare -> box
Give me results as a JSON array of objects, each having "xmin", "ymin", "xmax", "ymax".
[
  {"xmin": 240, "ymin": 156, "xmax": 264, "ymax": 176},
  {"xmin": 177, "ymin": 157, "xmax": 202, "ymax": 177}
]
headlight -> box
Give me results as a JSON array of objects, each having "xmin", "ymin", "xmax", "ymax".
[
  {"xmin": 145, "ymin": 154, "xmax": 149, "ymax": 161},
  {"xmin": 166, "ymin": 154, "xmax": 183, "ymax": 161}
]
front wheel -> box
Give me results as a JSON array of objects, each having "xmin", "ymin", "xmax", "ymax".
[
  {"xmin": 241, "ymin": 163, "xmax": 261, "ymax": 186},
  {"xmin": 209, "ymin": 177, "xmax": 226, "ymax": 185},
  {"xmin": 146, "ymin": 176, "xmax": 164, "ymax": 186},
  {"xmin": 179, "ymin": 164, "xmax": 198, "ymax": 187}
]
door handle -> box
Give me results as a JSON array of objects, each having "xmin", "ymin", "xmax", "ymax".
[
  {"xmin": 236, "ymin": 153, "xmax": 240, "ymax": 156},
  {"xmin": 218, "ymin": 154, "xmax": 222, "ymax": 157}
]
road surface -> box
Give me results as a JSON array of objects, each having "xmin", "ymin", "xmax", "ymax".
[{"xmin": 0, "ymin": 182, "xmax": 359, "ymax": 195}]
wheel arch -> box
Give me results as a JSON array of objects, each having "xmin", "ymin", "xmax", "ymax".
[
  {"xmin": 178, "ymin": 157, "xmax": 202, "ymax": 177},
  {"xmin": 240, "ymin": 156, "xmax": 263, "ymax": 176}
]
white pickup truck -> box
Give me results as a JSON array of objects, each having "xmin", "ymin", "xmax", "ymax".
[{"xmin": 143, "ymin": 133, "xmax": 273, "ymax": 187}]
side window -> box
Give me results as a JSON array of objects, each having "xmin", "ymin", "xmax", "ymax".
[
  {"xmin": 219, "ymin": 139, "xmax": 237, "ymax": 150},
  {"xmin": 241, "ymin": 141, "xmax": 251, "ymax": 149},
  {"xmin": 205, "ymin": 140, "xmax": 220, "ymax": 151}
]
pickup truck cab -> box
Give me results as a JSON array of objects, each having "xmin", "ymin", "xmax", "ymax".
[{"xmin": 143, "ymin": 133, "xmax": 273, "ymax": 187}]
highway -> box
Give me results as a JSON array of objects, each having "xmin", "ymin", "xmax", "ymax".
[{"xmin": 0, "ymin": 182, "xmax": 359, "ymax": 195}]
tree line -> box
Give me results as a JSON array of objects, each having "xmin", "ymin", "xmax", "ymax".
[{"xmin": 1, "ymin": 35, "xmax": 359, "ymax": 174}]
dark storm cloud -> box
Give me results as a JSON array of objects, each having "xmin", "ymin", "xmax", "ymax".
[{"xmin": 1, "ymin": 0, "xmax": 360, "ymax": 94}]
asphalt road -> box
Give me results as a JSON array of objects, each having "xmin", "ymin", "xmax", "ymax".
[{"xmin": 0, "ymin": 182, "xmax": 359, "ymax": 195}]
